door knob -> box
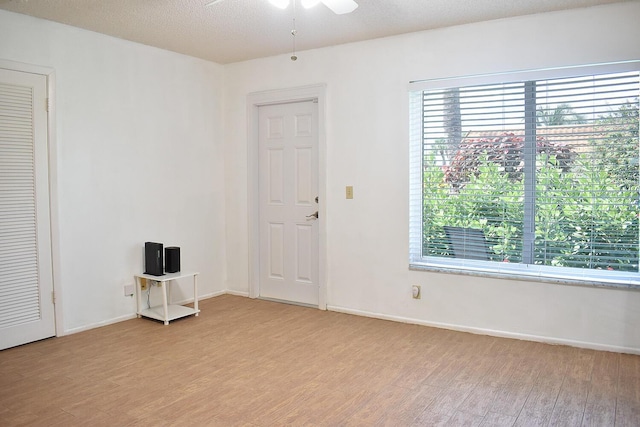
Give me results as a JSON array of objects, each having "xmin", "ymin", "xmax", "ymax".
[{"xmin": 306, "ymin": 211, "xmax": 319, "ymax": 220}]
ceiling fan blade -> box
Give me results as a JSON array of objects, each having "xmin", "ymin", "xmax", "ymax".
[
  {"xmin": 205, "ymin": 0, "xmax": 226, "ymax": 6},
  {"xmin": 268, "ymin": 0, "xmax": 290, "ymax": 9},
  {"xmin": 321, "ymin": 0, "xmax": 358, "ymax": 14}
]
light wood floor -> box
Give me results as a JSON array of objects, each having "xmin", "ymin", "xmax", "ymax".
[{"xmin": 1, "ymin": 295, "xmax": 639, "ymax": 426}]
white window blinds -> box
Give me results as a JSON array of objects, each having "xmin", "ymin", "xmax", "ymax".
[{"xmin": 410, "ymin": 63, "xmax": 640, "ymax": 284}]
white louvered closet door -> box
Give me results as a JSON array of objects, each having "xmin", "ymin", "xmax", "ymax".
[{"xmin": 0, "ymin": 68, "xmax": 55, "ymax": 350}]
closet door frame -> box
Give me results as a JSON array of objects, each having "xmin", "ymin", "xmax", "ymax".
[{"xmin": 0, "ymin": 59, "xmax": 62, "ymax": 340}]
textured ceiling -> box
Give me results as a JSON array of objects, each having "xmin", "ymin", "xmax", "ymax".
[{"xmin": 0, "ymin": 0, "xmax": 633, "ymax": 64}]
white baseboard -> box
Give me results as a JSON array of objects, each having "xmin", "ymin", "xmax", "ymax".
[
  {"xmin": 61, "ymin": 290, "xmax": 227, "ymax": 336},
  {"xmin": 61, "ymin": 291, "xmax": 639, "ymax": 355},
  {"xmin": 326, "ymin": 305, "xmax": 640, "ymax": 355},
  {"xmin": 173, "ymin": 290, "xmax": 226, "ymax": 305},
  {"xmin": 202, "ymin": 290, "xmax": 227, "ymax": 299},
  {"xmin": 225, "ymin": 290, "xmax": 250, "ymax": 297},
  {"xmin": 62, "ymin": 313, "xmax": 138, "ymax": 336}
]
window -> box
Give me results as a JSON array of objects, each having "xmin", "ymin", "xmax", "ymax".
[{"xmin": 409, "ymin": 62, "xmax": 640, "ymax": 286}]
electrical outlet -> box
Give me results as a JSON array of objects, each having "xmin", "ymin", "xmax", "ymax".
[
  {"xmin": 412, "ymin": 285, "xmax": 421, "ymax": 299},
  {"xmin": 124, "ymin": 284, "xmax": 134, "ymax": 297}
]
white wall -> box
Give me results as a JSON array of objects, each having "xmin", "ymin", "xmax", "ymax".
[
  {"xmin": 0, "ymin": 11, "xmax": 227, "ymax": 333},
  {"xmin": 2, "ymin": 2, "xmax": 639, "ymax": 351},
  {"xmin": 224, "ymin": 2, "xmax": 640, "ymax": 353}
]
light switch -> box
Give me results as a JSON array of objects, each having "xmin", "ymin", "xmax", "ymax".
[{"xmin": 346, "ymin": 186, "xmax": 354, "ymax": 199}]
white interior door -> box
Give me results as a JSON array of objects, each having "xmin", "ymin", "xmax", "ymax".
[
  {"xmin": 0, "ymin": 68, "xmax": 55, "ymax": 349},
  {"xmin": 258, "ymin": 101, "xmax": 319, "ymax": 306}
]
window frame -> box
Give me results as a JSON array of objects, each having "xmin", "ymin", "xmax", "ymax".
[{"xmin": 409, "ymin": 60, "xmax": 640, "ymax": 289}]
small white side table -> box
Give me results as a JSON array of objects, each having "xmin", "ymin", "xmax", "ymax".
[{"xmin": 134, "ymin": 271, "xmax": 200, "ymax": 325}]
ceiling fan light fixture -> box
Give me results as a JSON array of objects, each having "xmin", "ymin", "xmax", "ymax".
[
  {"xmin": 321, "ymin": 0, "xmax": 358, "ymax": 14},
  {"xmin": 301, "ymin": 0, "xmax": 321, "ymax": 8},
  {"xmin": 268, "ymin": 0, "xmax": 290, "ymax": 9}
]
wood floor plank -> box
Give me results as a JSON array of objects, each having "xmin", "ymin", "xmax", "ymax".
[
  {"xmin": 426, "ymin": 381, "xmax": 476, "ymax": 416},
  {"xmin": 347, "ymin": 383, "xmax": 442, "ymax": 425},
  {"xmin": 615, "ymin": 397, "xmax": 640, "ymax": 427},
  {"xmin": 481, "ymin": 411, "xmax": 517, "ymax": 426},
  {"xmin": 1, "ymin": 295, "xmax": 639, "ymax": 427},
  {"xmin": 548, "ymin": 377, "xmax": 590, "ymax": 427},
  {"xmin": 517, "ymin": 371, "xmax": 564, "ymax": 426},
  {"xmin": 457, "ymin": 383, "xmax": 501, "ymax": 417},
  {"xmin": 446, "ymin": 410, "xmax": 485, "ymax": 426},
  {"xmin": 410, "ymin": 409, "xmax": 452, "ymax": 426},
  {"xmin": 581, "ymin": 392, "xmax": 616, "ymax": 427},
  {"xmin": 490, "ymin": 381, "xmax": 533, "ymax": 418}
]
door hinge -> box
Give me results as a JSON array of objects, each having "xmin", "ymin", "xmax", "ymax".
[
  {"xmin": 45, "ymin": 98, "xmax": 50, "ymax": 112},
  {"xmin": 51, "ymin": 291, "xmax": 56, "ymax": 304}
]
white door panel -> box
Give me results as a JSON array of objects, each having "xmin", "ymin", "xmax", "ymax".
[
  {"xmin": 259, "ymin": 101, "xmax": 319, "ymax": 306},
  {"xmin": 0, "ymin": 68, "xmax": 55, "ymax": 349}
]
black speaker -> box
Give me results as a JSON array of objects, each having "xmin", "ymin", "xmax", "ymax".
[
  {"xmin": 165, "ymin": 247, "xmax": 180, "ymax": 273},
  {"xmin": 144, "ymin": 242, "xmax": 164, "ymax": 276}
]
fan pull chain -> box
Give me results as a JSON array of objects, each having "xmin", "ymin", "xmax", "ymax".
[{"xmin": 291, "ymin": 0, "xmax": 298, "ymax": 61}]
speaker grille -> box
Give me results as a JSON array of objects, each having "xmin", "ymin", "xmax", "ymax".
[{"xmin": 165, "ymin": 246, "xmax": 180, "ymax": 273}]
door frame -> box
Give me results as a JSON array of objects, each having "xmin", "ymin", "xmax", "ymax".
[
  {"xmin": 247, "ymin": 84, "xmax": 327, "ymax": 309},
  {"xmin": 0, "ymin": 59, "xmax": 62, "ymax": 336}
]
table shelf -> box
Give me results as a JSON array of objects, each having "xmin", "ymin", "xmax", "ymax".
[{"xmin": 134, "ymin": 272, "xmax": 199, "ymax": 325}]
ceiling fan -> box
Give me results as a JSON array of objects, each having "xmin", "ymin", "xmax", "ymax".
[{"xmin": 206, "ymin": 0, "xmax": 358, "ymax": 15}]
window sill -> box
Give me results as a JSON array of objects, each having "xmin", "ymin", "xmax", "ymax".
[{"xmin": 409, "ymin": 262, "xmax": 640, "ymax": 291}]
